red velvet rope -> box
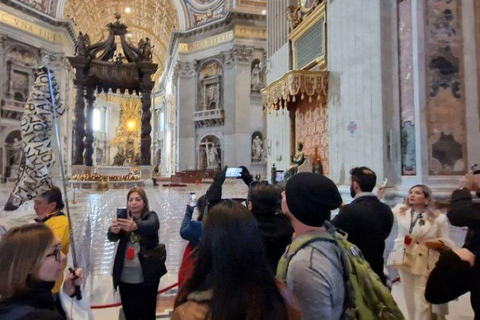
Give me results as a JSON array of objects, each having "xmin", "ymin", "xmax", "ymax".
[{"xmin": 90, "ymin": 282, "xmax": 178, "ymax": 309}]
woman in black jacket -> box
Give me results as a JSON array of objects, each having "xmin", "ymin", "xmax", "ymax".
[
  {"xmin": 108, "ymin": 187, "xmax": 165, "ymax": 320},
  {"xmin": 0, "ymin": 224, "xmax": 86, "ymax": 320}
]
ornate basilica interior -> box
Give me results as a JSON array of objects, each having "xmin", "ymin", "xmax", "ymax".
[{"xmin": 0, "ymin": 0, "xmax": 479, "ymax": 318}]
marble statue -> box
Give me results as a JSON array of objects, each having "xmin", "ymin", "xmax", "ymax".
[
  {"xmin": 208, "ymin": 146, "xmax": 220, "ymax": 170},
  {"xmin": 251, "ymin": 63, "xmax": 262, "ymax": 92},
  {"xmin": 252, "ymin": 135, "xmax": 263, "ymax": 161}
]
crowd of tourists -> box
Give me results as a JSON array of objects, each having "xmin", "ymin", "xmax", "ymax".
[{"xmin": 0, "ymin": 165, "xmax": 479, "ymax": 320}]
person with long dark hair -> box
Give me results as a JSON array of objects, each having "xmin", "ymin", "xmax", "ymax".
[
  {"xmin": 108, "ymin": 187, "xmax": 165, "ymax": 320},
  {"xmin": 172, "ymin": 200, "xmax": 300, "ymax": 320}
]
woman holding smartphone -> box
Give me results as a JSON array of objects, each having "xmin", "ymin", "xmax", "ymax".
[{"xmin": 108, "ymin": 187, "xmax": 165, "ymax": 320}]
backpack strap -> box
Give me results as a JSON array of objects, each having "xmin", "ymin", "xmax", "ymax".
[{"xmin": 276, "ymin": 230, "xmax": 340, "ymax": 280}]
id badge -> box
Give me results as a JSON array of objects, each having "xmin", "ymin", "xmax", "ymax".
[
  {"xmin": 404, "ymin": 235, "xmax": 413, "ymax": 246},
  {"xmin": 126, "ymin": 246, "xmax": 135, "ymax": 260}
]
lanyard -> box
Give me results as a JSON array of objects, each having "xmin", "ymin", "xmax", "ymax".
[{"xmin": 409, "ymin": 209, "xmax": 424, "ymax": 234}]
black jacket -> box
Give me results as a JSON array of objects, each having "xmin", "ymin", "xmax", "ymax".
[
  {"xmin": 447, "ymin": 189, "xmax": 480, "ymax": 255},
  {"xmin": 425, "ymin": 249, "xmax": 479, "ymax": 319},
  {"xmin": 332, "ymin": 194, "xmax": 394, "ymax": 284},
  {"xmin": 0, "ymin": 281, "xmax": 63, "ymax": 320},
  {"xmin": 108, "ymin": 211, "xmax": 165, "ymax": 290},
  {"xmin": 252, "ymin": 211, "xmax": 293, "ymax": 272}
]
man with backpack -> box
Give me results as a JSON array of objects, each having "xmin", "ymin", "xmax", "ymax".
[
  {"xmin": 277, "ymin": 173, "xmax": 345, "ymax": 319},
  {"xmin": 277, "ymin": 173, "xmax": 404, "ymax": 320}
]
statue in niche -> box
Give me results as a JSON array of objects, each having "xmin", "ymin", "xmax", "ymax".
[
  {"xmin": 252, "ymin": 135, "xmax": 263, "ymax": 162},
  {"xmin": 206, "ymin": 84, "xmax": 218, "ymax": 109},
  {"xmin": 208, "ymin": 145, "xmax": 220, "ymax": 170},
  {"xmin": 251, "ymin": 63, "xmax": 263, "ymax": 92}
]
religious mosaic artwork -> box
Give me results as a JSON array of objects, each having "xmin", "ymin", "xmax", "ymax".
[
  {"xmin": 426, "ymin": 0, "xmax": 466, "ymax": 174},
  {"xmin": 18, "ymin": 0, "xmax": 51, "ymax": 14},
  {"xmin": 183, "ymin": 0, "xmax": 230, "ymax": 28},
  {"xmin": 4, "ymin": 67, "xmax": 65, "ymax": 211},
  {"xmin": 398, "ymin": 0, "xmax": 416, "ymax": 175}
]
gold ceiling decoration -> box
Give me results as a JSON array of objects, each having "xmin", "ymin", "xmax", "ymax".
[
  {"xmin": 261, "ymin": 70, "xmax": 328, "ymax": 111},
  {"xmin": 65, "ymin": 0, "xmax": 179, "ymax": 78}
]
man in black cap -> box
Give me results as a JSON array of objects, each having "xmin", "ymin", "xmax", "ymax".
[
  {"xmin": 332, "ymin": 166, "xmax": 393, "ymax": 284},
  {"xmin": 278, "ymin": 172, "xmax": 345, "ymax": 320}
]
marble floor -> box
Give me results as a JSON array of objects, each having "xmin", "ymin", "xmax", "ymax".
[{"xmin": 0, "ymin": 180, "xmax": 474, "ymax": 320}]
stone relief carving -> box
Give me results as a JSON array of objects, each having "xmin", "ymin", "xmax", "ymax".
[
  {"xmin": 198, "ymin": 61, "xmax": 223, "ymax": 111},
  {"xmin": 177, "ymin": 60, "xmax": 198, "ymax": 78},
  {"xmin": 233, "ymin": 45, "xmax": 254, "ymax": 64},
  {"xmin": 221, "ymin": 49, "xmax": 235, "ymax": 68}
]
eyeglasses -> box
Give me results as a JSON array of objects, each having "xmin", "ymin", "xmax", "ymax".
[{"xmin": 46, "ymin": 245, "xmax": 62, "ymax": 261}]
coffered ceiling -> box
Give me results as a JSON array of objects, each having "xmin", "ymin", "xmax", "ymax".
[{"xmin": 64, "ymin": 0, "xmax": 179, "ymax": 75}]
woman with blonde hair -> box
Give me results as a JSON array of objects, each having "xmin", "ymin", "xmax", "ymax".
[
  {"xmin": 388, "ymin": 184, "xmax": 455, "ymax": 320},
  {"xmin": 0, "ymin": 223, "xmax": 88, "ymax": 319}
]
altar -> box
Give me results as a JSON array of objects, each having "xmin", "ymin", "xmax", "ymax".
[{"xmin": 96, "ymin": 166, "xmax": 132, "ymax": 176}]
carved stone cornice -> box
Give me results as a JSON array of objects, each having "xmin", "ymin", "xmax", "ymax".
[
  {"xmin": 0, "ymin": 0, "xmax": 76, "ymax": 44},
  {"xmin": 221, "ymin": 49, "xmax": 235, "ymax": 69},
  {"xmin": 177, "ymin": 60, "xmax": 198, "ymax": 78},
  {"xmin": 233, "ymin": 45, "xmax": 254, "ymax": 64}
]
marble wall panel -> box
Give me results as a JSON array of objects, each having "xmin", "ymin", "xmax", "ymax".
[
  {"xmin": 295, "ymin": 99, "xmax": 329, "ymax": 175},
  {"xmin": 398, "ymin": 0, "xmax": 416, "ymax": 175},
  {"xmin": 426, "ymin": 0, "xmax": 467, "ymax": 174}
]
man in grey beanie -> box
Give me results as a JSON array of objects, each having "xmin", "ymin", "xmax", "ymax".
[{"xmin": 278, "ymin": 172, "xmax": 345, "ymax": 320}]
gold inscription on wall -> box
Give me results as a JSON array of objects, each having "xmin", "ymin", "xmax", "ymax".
[
  {"xmin": 234, "ymin": 25, "xmax": 266, "ymax": 39},
  {"xmin": 0, "ymin": 10, "xmax": 64, "ymax": 43},
  {"xmin": 179, "ymin": 31, "xmax": 234, "ymax": 53}
]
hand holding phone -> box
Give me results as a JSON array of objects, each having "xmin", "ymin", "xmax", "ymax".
[
  {"xmin": 189, "ymin": 192, "xmax": 197, "ymax": 207},
  {"xmin": 380, "ymin": 178, "xmax": 388, "ymax": 188},
  {"xmin": 116, "ymin": 207, "xmax": 128, "ymax": 220},
  {"xmin": 225, "ymin": 167, "xmax": 243, "ymax": 179}
]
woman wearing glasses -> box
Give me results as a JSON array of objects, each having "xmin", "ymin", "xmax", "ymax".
[
  {"xmin": 34, "ymin": 187, "xmax": 70, "ymax": 297},
  {"xmin": 0, "ymin": 224, "xmax": 88, "ymax": 319},
  {"xmin": 388, "ymin": 185, "xmax": 455, "ymax": 320},
  {"xmin": 172, "ymin": 200, "xmax": 300, "ymax": 320},
  {"xmin": 108, "ymin": 187, "xmax": 165, "ymax": 320}
]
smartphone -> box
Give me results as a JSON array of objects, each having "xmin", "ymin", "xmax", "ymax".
[
  {"xmin": 380, "ymin": 178, "xmax": 388, "ymax": 188},
  {"xmin": 116, "ymin": 207, "xmax": 128, "ymax": 220},
  {"xmin": 189, "ymin": 192, "xmax": 197, "ymax": 207},
  {"xmin": 226, "ymin": 167, "xmax": 242, "ymax": 179}
]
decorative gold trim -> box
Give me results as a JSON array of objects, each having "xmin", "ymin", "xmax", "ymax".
[
  {"xmin": 261, "ymin": 70, "xmax": 328, "ymax": 111},
  {"xmin": 290, "ymin": 2, "xmax": 327, "ymax": 70}
]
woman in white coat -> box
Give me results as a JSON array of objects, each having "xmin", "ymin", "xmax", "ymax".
[{"xmin": 389, "ymin": 185, "xmax": 455, "ymax": 320}]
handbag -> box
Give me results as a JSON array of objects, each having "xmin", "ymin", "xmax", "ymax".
[
  {"xmin": 140, "ymin": 243, "xmax": 167, "ymax": 279},
  {"xmin": 386, "ymin": 250, "xmax": 412, "ymax": 268}
]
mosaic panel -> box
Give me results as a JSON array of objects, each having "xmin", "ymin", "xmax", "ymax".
[
  {"xmin": 183, "ymin": 0, "xmax": 230, "ymax": 28},
  {"xmin": 18, "ymin": 0, "xmax": 52, "ymax": 14}
]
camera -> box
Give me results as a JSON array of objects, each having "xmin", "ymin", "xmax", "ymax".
[{"xmin": 116, "ymin": 207, "xmax": 128, "ymax": 219}]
